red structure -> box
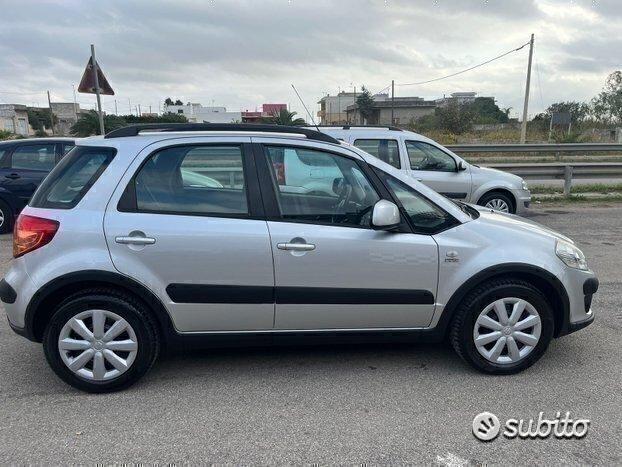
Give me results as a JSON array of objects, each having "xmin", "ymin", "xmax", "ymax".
[{"xmin": 242, "ymin": 104, "xmax": 287, "ymax": 123}]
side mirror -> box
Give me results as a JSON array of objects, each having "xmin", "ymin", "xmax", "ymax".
[
  {"xmin": 372, "ymin": 200, "xmax": 401, "ymax": 230},
  {"xmin": 457, "ymin": 160, "xmax": 467, "ymax": 171}
]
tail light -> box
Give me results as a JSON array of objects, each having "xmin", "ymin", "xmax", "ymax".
[{"xmin": 13, "ymin": 215, "xmax": 60, "ymax": 258}]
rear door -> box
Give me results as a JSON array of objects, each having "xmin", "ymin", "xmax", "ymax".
[
  {"xmin": 0, "ymin": 143, "xmax": 56, "ymax": 209},
  {"xmin": 404, "ymin": 139, "xmax": 472, "ymax": 201},
  {"xmin": 254, "ymin": 138, "xmax": 439, "ymax": 330},
  {"xmin": 104, "ymin": 137, "xmax": 275, "ymax": 332}
]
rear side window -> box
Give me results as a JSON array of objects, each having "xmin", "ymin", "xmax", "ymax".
[
  {"xmin": 12, "ymin": 144, "xmax": 56, "ymax": 171},
  {"xmin": 131, "ymin": 145, "xmax": 249, "ymax": 216},
  {"xmin": 30, "ymin": 146, "xmax": 116, "ymax": 209},
  {"xmin": 353, "ymin": 139, "xmax": 401, "ymax": 168}
]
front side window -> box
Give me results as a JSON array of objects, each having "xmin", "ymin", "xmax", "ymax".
[
  {"xmin": 353, "ymin": 139, "xmax": 401, "ymax": 168},
  {"xmin": 406, "ymin": 141, "xmax": 456, "ymax": 172},
  {"xmin": 30, "ymin": 146, "xmax": 115, "ymax": 209},
  {"xmin": 266, "ymin": 146, "xmax": 380, "ymax": 227},
  {"xmin": 134, "ymin": 145, "xmax": 248, "ymax": 216},
  {"xmin": 378, "ymin": 171, "xmax": 457, "ymax": 234},
  {"xmin": 12, "ymin": 144, "xmax": 56, "ymax": 171}
]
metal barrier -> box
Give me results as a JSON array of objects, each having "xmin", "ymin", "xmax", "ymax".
[{"xmin": 446, "ymin": 143, "xmax": 622, "ymax": 153}]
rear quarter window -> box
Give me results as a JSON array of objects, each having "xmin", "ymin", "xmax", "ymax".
[{"xmin": 30, "ymin": 146, "xmax": 116, "ymax": 209}]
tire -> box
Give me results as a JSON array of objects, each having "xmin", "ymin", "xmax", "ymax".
[
  {"xmin": 477, "ymin": 191, "xmax": 515, "ymax": 214},
  {"xmin": 43, "ymin": 288, "xmax": 160, "ymax": 393},
  {"xmin": 0, "ymin": 199, "xmax": 12, "ymax": 234},
  {"xmin": 449, "ymin": 279, "xmax": 554, "ymax": 375}
]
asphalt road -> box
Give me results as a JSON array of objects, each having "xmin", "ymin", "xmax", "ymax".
[{"xmin": 1, "ymin": 204, "xmax": 621, "ymax": 464}]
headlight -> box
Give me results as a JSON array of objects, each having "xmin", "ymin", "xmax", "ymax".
[
  {"xmin": 521, "ymin": 180, "xmax": 529, "ymax": 191},
  {"xmin": 556, "ymin": 240, "xmax": 588, "ymax": 270}
]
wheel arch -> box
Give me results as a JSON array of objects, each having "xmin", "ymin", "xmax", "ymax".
[
  {"xmin": 435, "ymin": 263, "xmax": 570, "ymax": 339},
  {"xmin": 24, "ymin": 270, "xmax": 177, "ymax": 344}
]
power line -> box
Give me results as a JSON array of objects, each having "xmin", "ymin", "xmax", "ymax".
[{"xmin": 396, "ymin": 40, "xmax": 531, "ymax": 87}]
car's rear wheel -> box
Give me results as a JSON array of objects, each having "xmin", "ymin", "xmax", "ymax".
[
  {"xmin": 0, "ymin": 199, "xmax": 12, "ymax": 234},
  {"xmin": 449, "ymin": 279, "xmax": 554, "ymax": 374},
  {"xmin": 478, "ymin": 192, "xmax": 515, "ymax": 214},
  {"xmin": 43, "ymin": 289, "xmax": 160, "ymax": 392}
]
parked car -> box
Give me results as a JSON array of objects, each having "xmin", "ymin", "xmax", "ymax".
[
  {"xmin": 1, "ymin": 124, "xmax": 597, "ymax": 392},
  {"xmin": 0, "ymin": 138, "xmax": 75, "ymax": 233},
  {"xmin": 320, "ymin": 126, "xmax": 531, "ymax": 214}
]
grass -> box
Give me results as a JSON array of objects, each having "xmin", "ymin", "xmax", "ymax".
[{"xmin": 530, "ymin": 183, "xmax": 622, "ymax": 195}]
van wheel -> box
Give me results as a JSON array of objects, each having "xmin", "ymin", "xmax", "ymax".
[
  {"xmin": 478, "ymin": 192, "xmax": 514, "ymax": 213},
  {"xmin": 0, "ymin": 200, "xmax": 12, "ymax": 234},
  {"xmin": 449, "ymin": 279, "xmax": 554, "ymax": 374},
  {"xmin": 43, "ymin": 289, "xmax": 160, "ymax": 392}
]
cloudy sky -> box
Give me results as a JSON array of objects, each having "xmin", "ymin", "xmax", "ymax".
[{"xmin": 0, "ymin": 0, "xmax": 619, "ymax": 120}]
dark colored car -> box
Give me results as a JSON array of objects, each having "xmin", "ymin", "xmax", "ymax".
[{"xmin": 0, "ymin": 138, "xmax": 75, "ymax": 233}]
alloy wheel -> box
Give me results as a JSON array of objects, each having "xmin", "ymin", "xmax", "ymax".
[
  {"xmin": 473, "ymin": 297, "xmax": 541, "ymax": 364},
  {"xmin": 0, "ymin": 208, "xmax": 4, "ymax": 228},
  {"xmin": 58, "ymin": 309, "xmax": 138, "ymax": 381},
  {"xmin": 485, "ymin": 198, "xmax": 510, "ymax": 213}
]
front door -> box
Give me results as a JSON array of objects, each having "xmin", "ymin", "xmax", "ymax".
[
  {"xmin": 404, "ymin": 140, "xmax": 472, "ymax": 201},
  {"xmin": 256, "ymin": 141, "xmax": 439, "ymax": 330},
  {"xmin": 104, "ymin": 139, "xmax": 275, "ymax": 332}
]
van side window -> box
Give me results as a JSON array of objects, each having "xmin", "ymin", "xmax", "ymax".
[
  {"xmin": 406, "ymin": 141, "xmax": 456, "ymax": 172},
  {"xmin": 353, "ymin": 139, "xmax": 401, "ymax": 168}
]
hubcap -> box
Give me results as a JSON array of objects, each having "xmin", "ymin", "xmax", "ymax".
[
  {"xmin": 58, "ymin": 310, "xmax": 138, "ymax": 381},
  {"xmin": 473, "ymin": 297, "xmax": 541, "ymax": 364},
  {"xmin": 0, "ymin": 208, "xmax": 4, "ymax": 227},
  {"xmin": 485, "ymin": 198, "xmax": 510, "ymax": 213}
]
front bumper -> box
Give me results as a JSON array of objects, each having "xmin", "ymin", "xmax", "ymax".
[
  {"xmin": 557, "ymin": 274, "xmax": 598, "ymax": 337},
  {"xmin": 514, "ymin": 189, "xmax": 532, "ymax": 215}
]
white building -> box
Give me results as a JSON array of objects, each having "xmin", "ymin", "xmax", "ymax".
[
  {"xmin": 165, "ymin": 103, "xmax": 241, "ymax": 124},
  {"xmin": 0, "ymin": 104, "xmax": 29, "ymax": 136}
]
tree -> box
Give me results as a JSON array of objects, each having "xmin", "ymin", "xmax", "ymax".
[
  {"xmin": 70, "ymin": 111, "xmax": 127, "ymax": 137},
  {"xmin": 546, "ymin": 101, "xmax": 589, "ymax": 126},
  {"xmin": 174, "ymin": 99, "xmax": 183, "ymax": 106},
  {"xmin": 123, "ymin": 113, "xmax": 188, "ymax": 124},
  {"xmin": 261, "ymin": 108, "xmax": 306, "ymax": 126},
  {"xmin": 164, "ymin": 97, "xmax": 174, "ymax": 106},
  {"xmin": 591, "ymin": 70, "xmax": 622, "ymax": 123},
  {"xmin": 27, "ymin": 108, "xmax": 57, "ymax": 136},
  {"xmin": 468, "ymin": 97, "xmax": 509, "ymax": 124},
  {"xmin": 355, "ymin": 86, "xmax": 375, "ymax": 124},
  {"xmin": 436, "ymin": 101, "xmax": 474, "ymax": 134}
]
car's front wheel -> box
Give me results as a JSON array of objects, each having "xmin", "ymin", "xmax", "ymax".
[
  {"xmin": 43, "ymin": 289, "xmax": 160, "ymax": 392},
  {"xmin": 449, "ymin": 279, "xmax": 554, "ymax": 374},
  {"xmin": 478, "ymin": 191, "xmax": 515, "ymax": 214}
]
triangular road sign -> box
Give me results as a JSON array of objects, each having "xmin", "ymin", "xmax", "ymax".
[{"xmin": 78, "ymin": 57, "xmax": 114, "ymax": 95}]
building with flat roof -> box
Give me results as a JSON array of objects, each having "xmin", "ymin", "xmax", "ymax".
[
  {"xmin": 318, "ymin": 92, "xmax": 361, "ymax": 125},
  {"xmin": 345, "ymin": 95, "xmax": 436, "ymax": 126},
  {"xmin": 241, "ymin": 103, "xmax": 288, "ymax": 123},
  {"xmin": 0, "ymin": 104, "xmax": 29, "ymax": 136},
  {"xmin": 165, "ymin": 103, "xmax": 241, "ymax": 123}
]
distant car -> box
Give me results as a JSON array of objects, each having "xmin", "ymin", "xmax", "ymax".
[
  {"xmin": 0, "ymin": 138, "xmax": 75, "ymax": 233},
  {"xmin": 320, "ymin": 126, "xmax": 531, "ymax": 215}
]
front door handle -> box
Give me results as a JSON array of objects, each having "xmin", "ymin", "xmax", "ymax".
[
  {"xmin": 5, "ymin": 173, "xmax": 20, "ymax": 180},
  {"xmin": 277, "ymin": 242, "xmax": 316, "ymax": 251},
  {"xmin": 115, "ymin": 236, "xmax": 156, "ymax": 245}
]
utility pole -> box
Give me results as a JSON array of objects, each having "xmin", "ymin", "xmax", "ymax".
[
  {"xmin": 90, "ymin": 44, "xmax": 105, "ymax": 135},
  {"xmin": 72, "ymin": 84, "xmax": 78, "ymax": 115},
  {"xmin": 520, "ymin": 33, "xmax": 534, "ymax": 144},
  {"xmin": 47, "ymin": 90, "xmax": 55, "ymax": 136},
  {"xmin": 138, "ymin": 104, "xmax": 141, "ymax": 116},
  {"xmin": 114, "ymin": 99, "xmax": 118, "ymax": 115},
  {"xmin": 128, "ymin": 98, "xmax": 132, "ymax": 115},
  {"xmin": 391, "ymin": 80, "xmax": 395, "ymax": 126}
]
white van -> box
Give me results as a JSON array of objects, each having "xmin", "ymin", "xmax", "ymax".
[{"xmin": 321, "ymin": 126, "xmax": 531, "ymax": 214}]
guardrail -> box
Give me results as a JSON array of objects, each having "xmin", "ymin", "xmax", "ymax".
[
  {"xmin": 446, "ymin": 143, "xmax": 622, "ymax": 153},
  {"xmin": 445, "ymin": 143, "xmax": 622, "ymax": 196}
]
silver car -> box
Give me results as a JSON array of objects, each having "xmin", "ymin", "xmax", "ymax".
[
  {"xmin": 0, "ymin": 124, "xmax": 597, "ymax": 392},
  {"xmin": 321, "ymin": 126, "xmax": 531, "ymax": 214}
]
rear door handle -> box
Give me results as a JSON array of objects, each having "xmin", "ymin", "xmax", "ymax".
[
  {"xmin": 277, "ymin": 242, "xmax": 316, "ymax": 251},
  {"xmin": 5, "ymin": 173, "xmax": 20, "ymax": 180},
  {"xmin": 115, "ymin": 236, "xmax": 156, "ymax": 245}
]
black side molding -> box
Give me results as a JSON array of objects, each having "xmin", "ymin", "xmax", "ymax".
[
  {"xmin": 0, "ymin": 279, "xmax": 16, "ymax": 304},
  {"xmin": 166, "ymin": 284, "xmax": 434, "ymax": 305}
]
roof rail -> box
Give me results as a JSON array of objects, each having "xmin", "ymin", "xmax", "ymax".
[
  {"xmin": 104, "ymin": 123, "xmax": 340, "ymax": 144},
  {"xmin": 340, "ymin": 125, "xmax": 403, "ymax": 131}
]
